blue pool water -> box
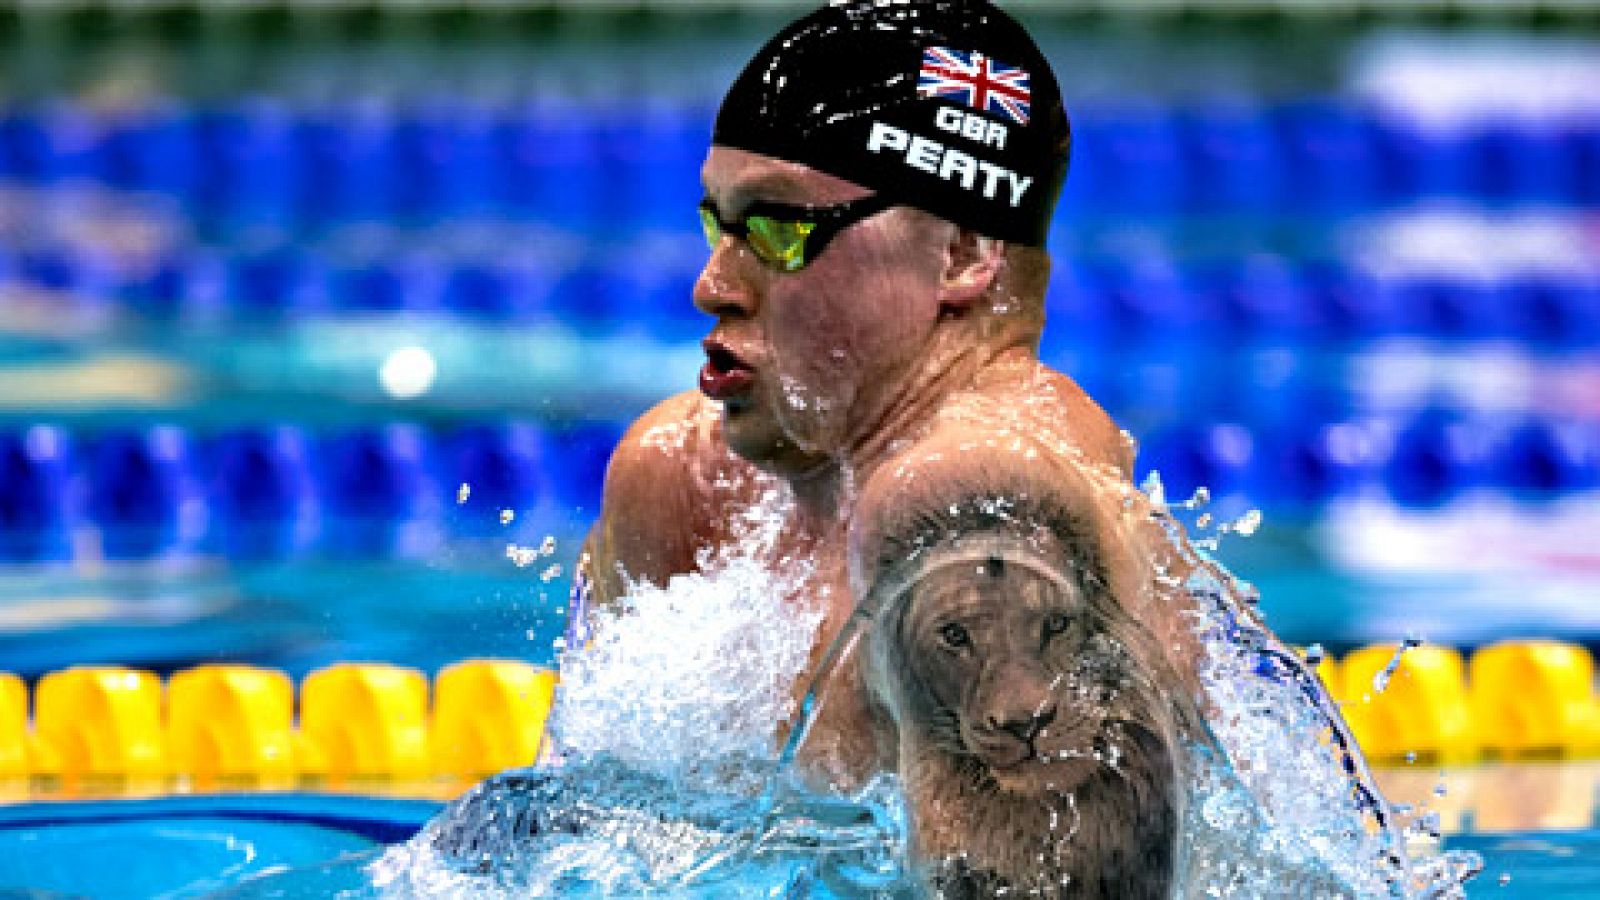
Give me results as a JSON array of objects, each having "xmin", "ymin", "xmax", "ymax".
[
  {"xmin": 0, "ymin": 789, "xmax": 1592, "ymax": 897},
  {"xmin": 0, "ymin": 793, "xmax": 439, "ymax": 898}
]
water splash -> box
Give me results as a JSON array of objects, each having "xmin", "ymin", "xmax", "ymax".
[
  {"xmin": 352, "ymin": 455, "xmax": 1480, "ymax": 898},
  {"xmin": 548, "ymin": 485, "xmax": 818, "ymax": 791},
  {"xmin": 347, "ymin": 485, "xmax": 913, "ymax": 897},
  {"xmin": 363, "ymin": 766, "xmax": 909, "ymax": 899},
  {"xmin": 1141, "ymin": 473, "xmax": 1481, "ymax": 899}
]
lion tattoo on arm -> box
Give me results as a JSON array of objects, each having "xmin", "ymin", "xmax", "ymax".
[{"xmin": 857, "ymin": 483, "xmax": 1204, "ymax": 899}]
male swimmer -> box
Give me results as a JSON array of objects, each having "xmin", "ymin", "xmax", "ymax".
[{"xmin": 570, "ymin": 2, "xmax": 1210, "ymax": 889}]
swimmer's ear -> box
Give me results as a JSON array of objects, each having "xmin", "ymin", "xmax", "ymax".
[{"xmin": 938, "ymin": 228, "xmax": 1005, "ymax": 317}]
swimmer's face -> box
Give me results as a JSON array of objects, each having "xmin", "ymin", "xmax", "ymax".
[
  {"xmin": 891, "ymin": 555, "xmax": 1164, "ymax": 796},
  {"xmin": 695, "ymin": 147, "xmax": 948, "ymax": 476}
]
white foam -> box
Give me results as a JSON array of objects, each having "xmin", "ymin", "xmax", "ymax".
[{"xmin": 547, "ymin": 486, "xmax": 822, "ymax": 791}]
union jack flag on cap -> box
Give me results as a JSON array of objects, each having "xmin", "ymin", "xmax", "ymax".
[{"xmin": 917, "ymin": 45, "xmax": 1032, "ymax": 126}]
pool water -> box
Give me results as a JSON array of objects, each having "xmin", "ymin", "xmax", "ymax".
[
  {"xmin": 0, "ymin": 793, "xmax": 439, "ymax": 899},
  {"xmin": 1456, "ymin": 831, "xmax": 1600, "ymax": 897},
  {"xmin": 0, "ymin": 786, "xmax": 1592, "ymax": 898}
]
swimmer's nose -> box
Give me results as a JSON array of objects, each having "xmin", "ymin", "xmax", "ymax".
[
  {"xmin": 693, "ymin": 240, "xmax": 757, "ymax": 320},
  {"xmin": 990, "ymin": 701, "xmax": 1057, "ymax": 745}
]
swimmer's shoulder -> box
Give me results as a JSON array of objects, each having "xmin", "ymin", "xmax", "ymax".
[
  {"xmin": 609, "ymin": 390, "xmax": 715, "ymax": 472},
  {"xmin": 959, "ymin": 355, "xmax": 1135, "ymax": 477},
  {"xmin": 606, "ymin": 389, "xmax": 759, "ymax": 496},
  {"xmin": 588, "ymin": 391, "xmax": 729, "ymax": 593},
  {"xmin": 854, "ymin": 365, "xmax": 1131, "ymax": 566}
]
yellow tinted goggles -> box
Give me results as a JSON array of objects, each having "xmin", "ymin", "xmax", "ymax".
[{"xmin": 697, "ymin": 194, "xmax": 895, "ymax": 273}]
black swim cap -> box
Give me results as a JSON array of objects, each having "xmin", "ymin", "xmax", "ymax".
[{"xmin": 713, "ymin": 0, "xmax": 1069, "ymax": 247}]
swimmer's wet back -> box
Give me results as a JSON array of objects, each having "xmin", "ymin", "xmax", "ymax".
[{"xmin": 712, "ymin": 0, "xmax": 1071, "ymax": 248}]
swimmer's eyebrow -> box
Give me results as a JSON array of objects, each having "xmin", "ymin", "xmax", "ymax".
[{"xmin": 705, "ymin": 172, "xmax": 812, "ymax": 210}]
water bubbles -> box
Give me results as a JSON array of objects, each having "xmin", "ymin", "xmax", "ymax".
[
  {"xmin": 539, "ymin": 536, "xmax": 557, "ymax": 556},
  {"xmin": 500, "ymin": 509, "xmax": 516, "ymax": 525},
  {"xmin": 1499, "ymin": 872, "xmax": 1512, "ymax": 886},
  {"xmin": 540, "ymin": 564, "xmax": 562, "ymax": 582},
  {"xmin": 1184, "ymin": 485, "xmax": 1211, "ymax": 509},
  {"xmin": 456, "ymin": 483, "xmax": 471, "ymax": 505}
]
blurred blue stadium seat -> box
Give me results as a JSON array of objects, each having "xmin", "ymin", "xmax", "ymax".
[
  {"xmin": 207, "ymin": 425, "xmax": 319, "ymax": 560},
  {"xmin": 448, "ymin": 423, "xmax": 547, "ymax": 530},
  {"xmin": 1385, "ymin": 411, "xmax": 1489, "ymax": 509},
  {"xmin": 86, "ymin": 425, "xmax": 205, "ymax": 560},
  {"xmin": 0, "ymin": 426, "xmax": 79, "ymax": 564}
]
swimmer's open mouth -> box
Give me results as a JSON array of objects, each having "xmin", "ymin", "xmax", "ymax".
[{"xmin": 699, "ymin": 339, "xmax": 756, "ymax": 402}]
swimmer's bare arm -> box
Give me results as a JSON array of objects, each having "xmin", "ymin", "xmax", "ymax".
[{"xmin": 577, "ymin": 391, "xmax": 720, "ymax": 611}]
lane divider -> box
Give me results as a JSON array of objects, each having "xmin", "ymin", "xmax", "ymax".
[
  {"xmin": 0, "ymin": 659, "xmax": 557, "ymax": 798},
  {"xmin": 0, "ymin": 642, "xmax": 1592, "ymax": 799},
  {"xmin": 1318, "ymin": 640, "xmax": 1600, "ymax": 762},
  {"xmin": 168, "ymin": 665, "xmax": 296, "ymax": 787}
]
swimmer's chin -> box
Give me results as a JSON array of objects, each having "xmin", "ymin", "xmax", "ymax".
[{"xmin": 718, "ymin": 412, "xmax": 836, "ymax": 479}]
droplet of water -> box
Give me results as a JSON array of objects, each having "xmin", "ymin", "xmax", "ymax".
[
  {"xmin": 541, "ymin": 564, "xmax": 563, "ymax": 582},
  {"xmin": 1196, "ymin": 512, "xmax": 1213, "ymax": 529},
  {"xmin": 1373, "ymin": 637, "xmax": 1424, "ymax": 694},
  {"xmin": 456, "ymin": 483, "xmax": 471, "ymax": 505},
  {"xmin": 1231, "ymin": 509, "xmax": 1263, "ymax": 537},
  {"xmin": 1185, "ymin": 486, "xmax": 1211, "ymax": 509},
  {"xmin": 539, "ymin": 536, "xmax": 558, "ymax": 556},
  {"xmin": 1409, "ymin": 811, "xmax": 1442, "ymax": 841},
  {"xmin": 506, "ymin": 544, "xmax": 540, "ymax": 567},
  {"xmin": 1238, "ymin": 582, "xmax": 1261, "ymax": 606},
  {"xmin": 1303, "ymin": 643, "xmax": 1326, "ymax": 667},
  {"xmin": 1499, "ymin": 873, "xmax": 1512, "ymax": 886},
  {"xmin": 1139, "ymin": 471, "xmax": 1166, "ymax": 507},
  {"xmin": 500, "ymin": 509, "xmax": 516, "ymax": 525}
]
